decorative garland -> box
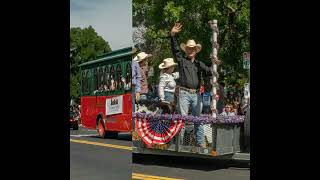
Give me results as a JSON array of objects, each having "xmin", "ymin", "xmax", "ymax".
[
  {"xmin": 208, "ymin": 21, "xmax": 219, "ymax": 35},
  {"xmin": 133, "ymin": 113, "xmax": 244, "ymax": 124},
  {"xmin": 212, "ymin": 41, "xmax": 220, "ymax": 50},
  {"xmin": 211, "ymin": 69, "xmax": 219, "ymax": 78},
  {"xmin": 212, "ymin": 56, "xmax": 222, "ymax": 65},
  {"xmin": 212, "ymin": 82, "xmax": 220, "ymax": 88},
  {"xmin": 211, "ymin": 26, "xmax": 219, "ymax": 35}
]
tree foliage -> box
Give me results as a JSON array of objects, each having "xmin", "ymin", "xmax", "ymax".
[
  {"xmin": 133, "ymin": 0, "xmax": 250, "ymax": 87},
  {"xmin": 70, "ymin": 26, "xmax": 112, "ymax": 102}
]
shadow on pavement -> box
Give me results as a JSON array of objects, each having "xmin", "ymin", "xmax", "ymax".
[
  {"xmin": 71, "ymin": 127, "xmax": 132, "ymax": 141},
  {"xmin": 89, "ymin": 133, "xmax": 132, "ymax": 141},
  {"xmin": 133, "ymin": 153, "xmax": 249, "ymax": 171}
]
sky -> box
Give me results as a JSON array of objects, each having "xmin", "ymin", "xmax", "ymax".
[{"xmin": 70, "ymin": 0, "xmax": 132, "ymax": 50}]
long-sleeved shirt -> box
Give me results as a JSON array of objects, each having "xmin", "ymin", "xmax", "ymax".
[
  {"xmin": 158, "ymin": 72, "xmax": 179, "ymax": 101},
  {"xmin": 170, "ymin": 35, "xmax": 213, "ymax": 89},
  {"xmin": 140, "ymin": 65, "xmax": 149, "ymax": 94},
  {"xmin": 132, "ymin": 59, "xmax": 141, "ymax": 93}
]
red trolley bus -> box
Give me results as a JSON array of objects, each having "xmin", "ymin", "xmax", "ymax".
[{"xmin": 79, "ymin": 47, "xmax": 132, "ymax": 138}]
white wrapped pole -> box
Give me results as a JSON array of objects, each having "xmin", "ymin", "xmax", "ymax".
[
  {"xmin": 204, "ymin": 20, "xmax": 219, "ymax": 145},
  {"xmin": 208, "ymin": 20, "xmax": 219, "ymax": 118}
]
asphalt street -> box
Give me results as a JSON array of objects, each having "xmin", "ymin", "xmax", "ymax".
[
  {"xmin": 70, "ymin": 127, "xmax": 131, "ymax": 180},
  {"xmin": 70, "ymin": 126, "xmax": 249, "ymax": 180}
]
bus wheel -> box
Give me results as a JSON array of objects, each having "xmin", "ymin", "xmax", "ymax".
[{"xmin": 97, "ymin": 119, "xmax": 106, "ymax": 139}]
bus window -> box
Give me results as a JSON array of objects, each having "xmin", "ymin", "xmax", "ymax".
[
  {"xmin": 116, "ymin": 64, "xmax": 122, "ymax": 90},
  {"xmin": 82, "ymin": 70, "xmax": 89, "ymax": 95},
  {"xmin": 97, "ymin": 67, "xmax": 100, "ymax": 91},
  {"xmin": 98, "ymin": 67, "xmax": 103, "ymax": 91},
  {"xmin": 81, "ymin": 70, "xmax": 86, "ymax": 94},
  {"xmin": 100, "ymin": 66, "xmax": 105, "ymax": 92},
  {"xmin": 125, "ymin": 62, "xmax": 132, "ymax": 90},
  {"xmin": 94, "ymin": 68, "xmax": 99, "ymax": 92},
  {"xmin": 86, "ymin": 69, "xmax": 91, "ymax": 94},
  {"xmin": 104, "ymin": 65, "xmax": 109, "ymax": 92},
  {"xmin": 110, "ymin": 65, "xmax": 115, "ymax": 91}
]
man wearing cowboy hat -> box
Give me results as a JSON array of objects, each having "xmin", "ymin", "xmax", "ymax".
[
  {"xmin": 132, "ymin": 47, "xmax": 142, "ymax": 112},
  {"xmin": 134, "ymin": 51, "xmax": 153, "ymax": 101},
  {"xmin": 170, "ymin": 22, "xmax": 214, "ymax": 148}
]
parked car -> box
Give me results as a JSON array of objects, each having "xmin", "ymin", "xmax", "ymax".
[{"xmin": 70, "ymin": 111, "xmax": 79, "ymax": 130}]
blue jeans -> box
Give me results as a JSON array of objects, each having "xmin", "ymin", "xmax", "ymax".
[
  {"xmin": 176, "ymin": 89, "xmax": 204, "ymax": 147},
  {"xmin": 164, "ymin": 91, "xmax": 175, "ymax": 103},
  {"xmin": 132, "ymin": 88, "xmax": 136, "ymax": 130},
  {"xmin": 139, "ymin": 94, "xmax": 147, "ymax": 101}
]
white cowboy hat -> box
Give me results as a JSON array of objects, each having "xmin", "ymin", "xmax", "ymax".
[
  {"xmin": 134, "ymin": 52, "xmax": 152, "ymax": 62},
  {"xmin": 158, "ymin": 58, "xmax": 178, "ymax": 69},
  {"xmin": 180, "ymin": 39, "xmax": 202, "ymax": 53}
]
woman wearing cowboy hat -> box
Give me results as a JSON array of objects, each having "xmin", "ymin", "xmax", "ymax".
[
  {"xmin": 158, "ymin": 58, "xmax": 179, "ymax": 104},
  {"xmin": 170, "ymin": 22, "xmax": 214, "ymax": 148}
]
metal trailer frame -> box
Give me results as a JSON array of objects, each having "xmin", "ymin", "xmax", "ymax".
[
  {"xmin": 133, "ymin": 147, "xmax": 250, "ymax": 161},
  {"xmin": 133, "ymin": 121, "xmax": 250, "ymax": 162}
]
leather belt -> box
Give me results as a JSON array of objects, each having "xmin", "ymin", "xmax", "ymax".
[{"xmin": 177, "ymin": 86, "xmax": 199, "ymax": 94}]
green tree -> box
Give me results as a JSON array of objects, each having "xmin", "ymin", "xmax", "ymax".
[
  {"xmin": 70, "ymin": 26, "xmax": 112, "ymax": 102},
  {"xmin": 133, "ymin": 0, "xmax": 249, "ymax": 87}
]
